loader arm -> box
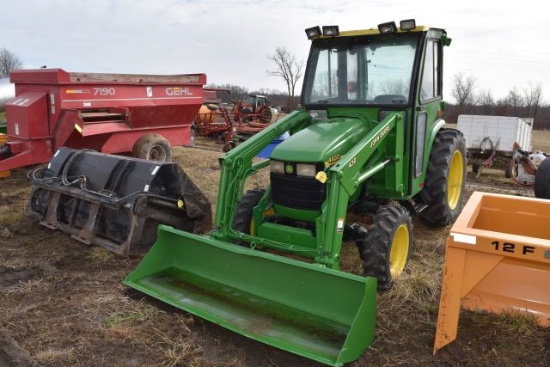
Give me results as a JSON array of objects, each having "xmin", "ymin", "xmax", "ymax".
[
  {"xmin": 316, "ymin": 111, "xmax": 405, "ymax": 266},
  {"xmin": 213, "ymin": 109, "xmax": 312, "ymax": 238}
]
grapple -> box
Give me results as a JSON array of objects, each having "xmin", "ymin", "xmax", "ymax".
[{"xmin": 26, "ymin": 148, "xmax": 212, "ymax": 256}]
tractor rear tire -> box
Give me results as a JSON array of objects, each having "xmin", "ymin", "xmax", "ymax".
[
  {"xmin": 534, "ymin": 158, "xmax": 550, "ymax": 199},
  {"xmin": 232, "ymin": 189, "xmax": 265, "ymax": 235},
  {"xmin": 419, "ymin": 129, "xmax": 466, "ymax": 227},
  {"xmin": 359, "ymin": 205, "xmax": 412, "ymax": 292},
  {"xmin": 260, "ymin": 108, "xmax": 273, "ymax": 124},
  {"xmin": 133, "ymin": 134, "xmax": 172, "ymax": 162}
]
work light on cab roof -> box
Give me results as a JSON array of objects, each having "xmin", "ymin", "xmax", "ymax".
[
  {"xmin": 306, "ymin": 19, "xmax": 417, "ymax": 39},
  {"xmin": 378, "ymin": 19, "xmax": 416, "ymax": 34},
  {"xmin": 322, "ymin": 25, "xmax": 339, "ymax": 37}
]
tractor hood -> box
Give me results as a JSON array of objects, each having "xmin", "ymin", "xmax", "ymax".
[{"xmin": 270, "ymin": 117, "xmax": 369, "ymax": 164}]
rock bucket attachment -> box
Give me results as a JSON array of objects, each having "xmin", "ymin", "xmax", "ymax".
[
  {"xmin": 434, "ymin": 191, "xmax": 550, "ymax": 354},
  {"xmin": 123, "ymin": 226, "xmax": 377, "ymax": 367},
  {"xmin": 26, "ymin": 148, "xmax": 212, "ymax": 256}
]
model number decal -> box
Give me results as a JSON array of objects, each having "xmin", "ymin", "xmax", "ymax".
[
  {"xmin": 94, "ymin": 87, "xmax": 116, "ymax": 96},
  {"xmin": 491, "ymin": 241, "xmax": 535, "ymax": 255},
  {"xmin": 370, "ymin": 126, "xmax": 391, "ymax": 148}
]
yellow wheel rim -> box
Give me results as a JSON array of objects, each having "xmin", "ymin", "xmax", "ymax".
[
  {"xmin": 390, "ymin": 224, "xmax": 410, "ymax": 277},
  {"xmin": 447, "ymin": 150, "xmax": 464, "ymax": 210},
  {"xmin": 250, "ymin": 208, "xmax": 275, "ymax": 236}
]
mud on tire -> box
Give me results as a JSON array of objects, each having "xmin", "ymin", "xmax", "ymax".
[
  {"xmin": 359, "ymin": 205, "xmax": 412, "ymax": 292},
  {"xmin": 419, "ymin": 128, "xmax": 466, "ymax": 227}
]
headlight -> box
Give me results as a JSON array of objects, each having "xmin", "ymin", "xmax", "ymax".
[
  {"xmin": 296, "ymin": 163, "xmax": 317, "ymax": 177},
  {"xmin": 270, "ymin": 160, "xmax": 284, "ymax": 174}
]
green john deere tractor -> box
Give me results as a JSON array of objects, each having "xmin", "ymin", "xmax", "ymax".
[{"xmin": 124, "ymin": 19, "xmax": 466, "ymax": 367}]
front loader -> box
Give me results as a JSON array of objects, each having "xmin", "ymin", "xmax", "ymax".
[{"xmin": 125, "ymin": 20, "xmax": 466, "ymax": 366}]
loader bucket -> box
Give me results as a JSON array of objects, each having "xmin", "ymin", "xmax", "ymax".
[
  {"xmin": 124, "ymin": 226, "xmax": 378, "ymax": 367},
  {"xmin": 434, "ymin": 191, "xmax": 550, "ymax": 354},
  {"xmin": 26, "ymin": 148, "xmax": 212, "ymax": 256}
]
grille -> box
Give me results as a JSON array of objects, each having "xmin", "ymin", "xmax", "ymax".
[{"xmin": 271, "ymin": 173, "xmax": 325, "ymax": 211}]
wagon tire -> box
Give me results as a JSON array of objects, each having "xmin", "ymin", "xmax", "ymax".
[
  {"xmin": 133, "ymin": 134, "xmax": 172, "ymax": 162},
  {"xmin": 223, "ymin": 141, "xmax": 236, "ymax": 152},
  {"xmin": 504, "ymin": 159, "xmax": 514, "ymax": 179},
  {"xmin": 534, "ymin": 158, "xmax": 550, "ymax": 199},
  {"xmin": 419, "ymin": 129, "xmax": 466, "ymax": 227},
  {"xmin": 359, "ymin": 204, "xmax": 412, "ymax": 292}
]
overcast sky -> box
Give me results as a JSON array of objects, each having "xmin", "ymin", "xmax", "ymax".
[{"xmin": 3, "ymin": 0, "xmax": 549, "ymax": 104}]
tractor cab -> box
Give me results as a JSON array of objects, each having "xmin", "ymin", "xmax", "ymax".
[
  {"xmin": 247, "ymin": 94, "xmax": 269, "ymax": 109},
  {"xmin": 302, "ymin": 20, "xmax": 450, "ymax": 109}
]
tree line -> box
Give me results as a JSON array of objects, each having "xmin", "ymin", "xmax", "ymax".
[{"xmin": 445, "ymin": 73, "xmax": 549, "ymax": 129}]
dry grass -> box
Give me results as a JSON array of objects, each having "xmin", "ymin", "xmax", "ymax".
[
  {"xmin": 532, "ymin": 129, "xmax": 550, "ymax": 152},
  {"xmin": 0, "ymin": 211, "xmax": 25, "ymax": 226},
  {"xmin": 35, "ymin": 347, "xmax": 76, "ymax": 364}
]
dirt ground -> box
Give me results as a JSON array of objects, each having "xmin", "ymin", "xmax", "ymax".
[{"xmin": 0, "ymin": 140, "xmax": 549, "ymax": 367}]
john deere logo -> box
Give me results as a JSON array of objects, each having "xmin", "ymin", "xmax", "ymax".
[{"xmin": 285, "ymin": 164, "xmax": 294, "ymax": 174}]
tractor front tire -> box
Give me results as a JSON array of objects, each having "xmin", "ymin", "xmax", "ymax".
[
  {"xmin": 534, "ymin": 158, "xmax": 550, "ymax": 199},
  {"xmin": 232, "ymin": 189, "xmax": 265, "ymax": 235},
  {"xmin": 133, "ymin": 134, "xmax": 172, "ymax": 162},
  {"xmin": 359, "ymin": 205, "xmax": 412, "ymax": 292},
  {"xmin": 419, "ymin": 129, "xmax": 466, "ymax": 227}
]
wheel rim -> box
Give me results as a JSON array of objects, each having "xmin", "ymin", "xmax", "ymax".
[
  {"xmin": 389, "ymin": 224, "xmax": 409, "ymax": 277},
  {"xmin": 249, "ymin": 208, "xmax": 274, "ymax": 236},
  {"xmin": 447, "ymin": 150, "xmax": 464, "ymax": 210},
  {"xmin": 149, "ymin": 145, "xmax": 167, "ymax": 161}
]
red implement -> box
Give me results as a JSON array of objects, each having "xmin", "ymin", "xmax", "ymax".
[{"xmin": 1, "ymin": 68, "xmax": 206, "ymax": 171}]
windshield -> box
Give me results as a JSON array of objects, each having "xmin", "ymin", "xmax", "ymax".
[{"xmin": 303, "ymin": 33, "xmax": 420, "ymax": 105}]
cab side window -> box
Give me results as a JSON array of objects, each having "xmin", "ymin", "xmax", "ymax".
[{"xmin": 420, "ymin": 39, "xmax": 441, "ymax": 102}]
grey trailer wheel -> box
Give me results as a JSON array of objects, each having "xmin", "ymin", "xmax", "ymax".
[{"xmin": 133, "ymin": 134, "xmax": 172, "ymax": 162}]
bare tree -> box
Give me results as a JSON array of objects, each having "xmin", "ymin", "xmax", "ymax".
[
  {"xmin": 501, "ymin": 87, "xmax": 524, "ymax": 116},
  {"xmin": 451, "ymin": 73, "xmax": 476, "ymax": 107},
  {"xmin": 475, "ymin": 89, "xmax": 495, "ymax": 115},
  {"xmin": 0, "ymin": 48, "xmax": 23, "ymax": 78},
  {"xmin": 523, "ymin": 82, "xmax": 543, "ymax": 118},
  {"xmin": 267, "ymin": 47, "xmax": 304, "ymax": 110}
]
